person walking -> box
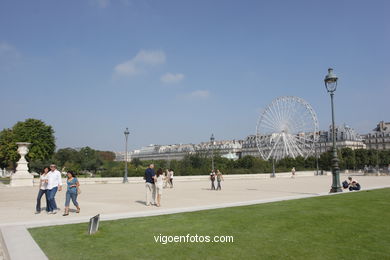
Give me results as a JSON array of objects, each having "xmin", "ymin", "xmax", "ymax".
[
  {"xmin": 169, "ymin": 168, "xmax": 174, "ymax": 188},
  {"xmin": 145, "ymin": 164, "xmax": 156, "ymax": 206},
  {"xmin": 155, "ymin": 168, "xmax": 164, "ymax": 207},
  {"xmin": 210, "ymin": 170, "xmax": 216, "ymax": 190},
  {"xmin": 63, "ymin": 171, "xmax": 80, "ymax": 216},
  {"xmin": 216, "ymin": 169, "xmax": 224, "ymax": 190},
  {"xmin": 291, "ymin": 167, "xmax": 296, "ymax": 178},
  {"xmin": 47, "ymin": 164, "xmax": 62, "ymax": 214},
  {"xmin": 163, "ymin": 169, "xmax": 169, "ymax": 188},
  {"xmin": 35, "ymin": 167, "xmax": 50, "ymax": 214}
]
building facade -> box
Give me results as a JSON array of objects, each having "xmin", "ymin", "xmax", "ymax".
[
  {"xmin": 128, "ymin": 140, "xmax": 243, "ymax": 161},
  {"xmin": 115, "ymin": 122, "xmax": 387, "ymax": 161},
  {"xmin": 317, "ymin": 124, "xmax": 366, "ymax": 153},
  {"xmin": 362, "ymin": 121, "xmax": 390, "ymax": 150}
]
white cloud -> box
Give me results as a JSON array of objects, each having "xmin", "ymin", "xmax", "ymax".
[
  {"xmin": 90, "ymin": 0, "xmax": 132, "ymax": 8},
  {"xmin": 0, "ymin": 42, "xmax": 20, "ymax": 58},
  {"xmin": 160, "ymin": 73, "xmax": 185, "ymax": 84},
  {"xmin": 180, "ymin": 90, "xmax": 210, "ymax": 100},
  {"xmin": 114, "ymin": 50, "xmax": 166, "ymax": 77},
  {"xmin": 0, "ymin": 42, "xmax": 21, "ymax": 70},
  {"xmin": 90, "ymin": 0, "xmax": 110, "ymax": 8}
]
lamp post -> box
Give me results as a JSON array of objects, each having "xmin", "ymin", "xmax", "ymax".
[
  {"xmin": 123, "ymin": 128, "xmax": 129, "ymax": 183},
  {"xmin": 324, "ymin": 68, "xmax": 342, "ymax": 193},
  {"xmin": 210, "ymin": 134, "xmax": 215, "ymax": 171},
  {"xmin": 315, "ymin": 139, "xmax": 319, "ymax": 175}
]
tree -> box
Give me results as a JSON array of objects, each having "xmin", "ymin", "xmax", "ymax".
[
  {"xmin": 237, "ymin": 156, "xmax": 255, "ymax": 169},
  {"xmin": 0, "ymin": 119, "xmax": 55, "ymax": 170},
  {"xmin": 0, "ymin": 129, "xmax": 18, "ymax": 169},
  {"xmin": 98, "ymin": 151, "xmax": 116, "ymax": 162},
  {"xmin": 79, "ymin": 147, "xmax": 103, "ymax": 174},
  {"xmin": 131, "ymin": 158, "xmax": 142, "ymax": 168},
  {"xmin": 12, "ymin": 119, "xmax": 55, "ymax": 162},
  {"xmin": 54, "ymin": 148, "xmax": 80, "ymax": 168},
  {"xmin": 340, "ymin": 148, "xmax": 355, "ymax": 170}
]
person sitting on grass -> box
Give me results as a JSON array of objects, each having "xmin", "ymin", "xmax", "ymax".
[{"xmin": 347, "ymin": 176, "xmax": 361, "ymax": 191}]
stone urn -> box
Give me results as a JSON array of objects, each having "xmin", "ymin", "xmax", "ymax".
[{"xmin": 10, "ymin": 142, "xmax": 34, "ymax": 187}]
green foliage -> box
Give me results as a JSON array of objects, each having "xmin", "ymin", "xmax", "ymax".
[
  {"xmin": 0, "ymin": 119, "xmax": 55, "ymax": 171},
  {"xmin": 0, "ymin": 128, "xmax": 18, "ymax": 169},
  {"xmin": 30, "ymin": 189, "xmax": 390, "ymax": 260},
  {"xmin": 12, "ymin": 119, "xmax": 55, "ymax": 163},
  {"xmin": 97, "ymin": 151, "xmax": 116, "ymax": 162}
]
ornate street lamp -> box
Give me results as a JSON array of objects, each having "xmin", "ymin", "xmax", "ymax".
[
  {"xmin": 210, "ymin": 134, "xmax": 215, "ymax": 171},
  {"xmin": 123, "ymin": 128, "xmax": 129, "ymax": 183},
  {"xmin": 324, "ymin": 68, "xmax": 342, "ymax": 192}
]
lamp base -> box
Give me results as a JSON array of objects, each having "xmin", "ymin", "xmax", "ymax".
[{"xmin": 329, "ymin": 187, "xmax": 343, "ymax": 193}]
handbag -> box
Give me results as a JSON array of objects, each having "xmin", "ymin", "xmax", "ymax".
[{"xmin": 77, "ymin": 187, "xmax": 82, "ymax": 195}]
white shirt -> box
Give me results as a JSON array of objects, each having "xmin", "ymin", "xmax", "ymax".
[
  {"xmin": 169, "ymin": 171, "xmax": 174, "ymax": 179},
  {"xmin": 47, "ymin": 170, "xmax": 62, "ymax": 190},
  {"xmin": 39, "ymin": 174, "xmax": 48, "ymax": 190},
  {"xmin": 156, "ymin": 175, "xmax": 163, "ymax": 187}
]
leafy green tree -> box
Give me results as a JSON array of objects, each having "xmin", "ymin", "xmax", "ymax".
[
  {"xmin": 131, "ymin": 158, "xmax": 142, "ymax": 168},
  {"xmin": 12, "ymin": 119, "xmax": 55, "ymax": 163},
  {"xmin": 355, "ymin": 149, "xmax": 368, "ymax": 169},
  {"xmin": 0, "ymin": 129, "xmax": 18, "ymax": 169},
  {"xmin": 319, "ymin": 151, "xmax": 332, "ymax": 170},
  {"xmin": 54, "ymin": 148, "xmax": 80, "ymax": 168},
  {"xmin": 79, "ymin": 147, "xmax": 103, "ymax": 174},
  {"xmin": 340, "ymin": 148, "xmax": 355, "ymax": 170},
  {"xmin": 0, "ymin": 119, "xmax": 55, "ymax": 171},
  {"xmin": 98, "ymin": 151, "xmax": 116, "ymax": 162},
  {"xmin": 237, "ymin": 155, "xmax": 255, "ymax": 169}
]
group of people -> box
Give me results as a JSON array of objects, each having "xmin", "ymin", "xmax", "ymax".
[
  {"xmin": 35, "ymin": 164, "xmax": 80, "ymax": 216},
  {"xmin": 209, "ymin": 169, "xmax": 224, "ymax": 190},
  {"xmin": 343, "ymin": 176, "xmax": 361, "ymax": 191},
  {"xmin": 144, "ymin": 164, "xmax": 174, "ymax": 207}
]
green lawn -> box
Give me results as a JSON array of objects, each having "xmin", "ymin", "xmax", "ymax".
[{"xmin": 29, "ymin": 189, "xmax": 390, "ymax": 260}]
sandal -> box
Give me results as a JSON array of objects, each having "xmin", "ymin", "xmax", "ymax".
[{"xmin": 62, "ymin": 213, "xmax": 69, "ymax": 216}]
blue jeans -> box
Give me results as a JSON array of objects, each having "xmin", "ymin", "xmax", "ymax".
[
  {"xmin": 65, "ymin": 190, "xmax": 79, "ymax": 207},
  {"xmin": 47, "ymin": 187, "xmax": 58, "ymax": 212},
  {"xmin": 36, "ymin": 189, "xmax": 49, "ymax": 212}
]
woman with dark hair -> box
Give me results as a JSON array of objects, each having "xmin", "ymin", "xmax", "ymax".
[
  {"xmin": 63, "ymin": 171, "xmax": 80, "ymax": 216},
  {"xmin": 35, "ymin": 167, "xmax": 50, "ymax": 214},
  {"xmin": 155, "ymin": 168, "xmax": 164, "ymax": 207}
]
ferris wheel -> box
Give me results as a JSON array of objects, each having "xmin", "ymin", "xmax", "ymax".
[{"xmin": 256, "ymin": 96, "xmax": 319, "ymax": 161}]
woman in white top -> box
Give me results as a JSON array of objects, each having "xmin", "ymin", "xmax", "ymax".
[
  {"xmin": 154, "ymin": 168, "xmax": 164, "ymax": 207},
  {"xmin": 35, "ymin": 167, "xmax": 49, "ymax": 214}
]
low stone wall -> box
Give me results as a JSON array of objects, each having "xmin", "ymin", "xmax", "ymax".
[{"xmin": 32, "ymin": 171, "xmax": 329, "ymax": 186}]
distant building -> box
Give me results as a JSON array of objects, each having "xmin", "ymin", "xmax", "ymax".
[
  {"xmin": 362, "ymin": 121, "xmax": 390, "ymax": 150},
  {"xmin": 115, "ymin": 123, "xmax": 372, "ymax": 161},
  {"xmin": 317, "ymin": 124, "xmax": 366, "ymax": 153},
  {"xmin": 241, "ymin": 135, "xmax": 260, "ymax": 157},
  {"xmin": 128, "ymin": 140, "xmax": 243, "ymax": 161},
  {"xmin": 114, "ymin": 152, "xmax": 131, "ymax": 162}
]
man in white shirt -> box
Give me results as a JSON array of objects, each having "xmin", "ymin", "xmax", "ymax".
[{"xmin": 47, "ymin": 164, "xmax": 62, "ymax": 214}]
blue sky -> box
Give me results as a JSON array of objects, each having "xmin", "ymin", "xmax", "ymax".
[{"xmin": 0, "ymin": 0, "xmax": 389, "ymax": 152}]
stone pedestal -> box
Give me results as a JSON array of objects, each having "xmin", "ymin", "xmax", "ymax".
[{"xmin": 10, "ymin": 142, "xmax": 33, "ymax": 187}]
